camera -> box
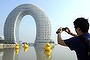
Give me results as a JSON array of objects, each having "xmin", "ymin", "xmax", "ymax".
[
  {"xmin": 56, "ymin": 27, "xmax": 67, "ymax": 34},
  {"xmin": 62, "ymin": 28, "xmax": 67, "ymax": 31}
]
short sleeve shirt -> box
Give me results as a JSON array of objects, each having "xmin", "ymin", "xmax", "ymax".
[{"xmin": 64, "ymin": 33, "xmax": 90, "ymax": 60}]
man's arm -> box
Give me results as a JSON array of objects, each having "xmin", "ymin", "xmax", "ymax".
[
  {"xmin": 56, "ymin": 27, "xmax": 77, "ymax": 46},
  {"xmin": 56, "ymin": 27, "xmax": 67, "ymax": 46},
  {"xmin": 57, "ymin": 33, "xmax": 67, "ymax": 46},
  {"xmin": 65, "ymin": 27, "xmax": 78, "ymax": 37}
]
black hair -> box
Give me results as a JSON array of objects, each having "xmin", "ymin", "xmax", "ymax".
[{"xmin": 73, "ymin": 17, "xmax": 89, "ymax": 33}]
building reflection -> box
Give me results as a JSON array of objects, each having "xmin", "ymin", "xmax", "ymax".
[
  {"xmin": 0, "ymin": 49, "xmax": 3, "ymax": 57},
  {"xmin": 2, "ymin": 48, "xmax": 18, "ymax": 60},
  {"xmin": 0, "ymin": 43, "xmax": 54, "ymax": 60}
]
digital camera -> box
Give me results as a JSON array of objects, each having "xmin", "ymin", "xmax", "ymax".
[{"xmin": 62, "ymin": 28, "xmax": 67, "ymax": 31}]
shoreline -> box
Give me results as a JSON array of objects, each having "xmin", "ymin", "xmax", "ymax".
[{"xmin": 0, "ymin": 44, "xmax": 15, "ymax": 49}]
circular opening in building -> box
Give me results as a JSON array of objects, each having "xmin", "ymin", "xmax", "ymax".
[{"xmin": 19, "ymin": 15, "xmax": 36, "ymax": 44}]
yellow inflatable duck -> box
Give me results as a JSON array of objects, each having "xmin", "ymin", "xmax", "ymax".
[
  {"xmin": 44, "ymin": 43, "xmax": 52, "ymax": 51},
  {"xmin": 15, "ymin": 48, "xmax": 19, "ymax": 54},
  {"xmin": 15, "ymin": 43, "xmax": 19, "ymax": 49},
  {"xmin": 24, "ymin": 47, "xmax": 28, "ymax": 52},
  {"xmin": 23, "ymin": 43, "xmax": 28, "ymax": 48},
  {"xmin": 44, "ymin": 43, "xmax": 52, "ymax": 59},
  {"xmin": 44, "ymin": 50, "xmax": 52, "ymax": 56},
  {"xmin": 44, "ymin": 50, "xmax": 52, "ymax": 59}
]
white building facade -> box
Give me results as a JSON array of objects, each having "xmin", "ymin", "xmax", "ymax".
[{"xmin": 4, "ymin": 4, "xmax": 52, "ymax": 44}]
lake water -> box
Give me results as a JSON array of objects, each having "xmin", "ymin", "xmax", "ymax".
[{"xmin": 0, "ymin": 44, "xmax": 77, "ymax": 60}]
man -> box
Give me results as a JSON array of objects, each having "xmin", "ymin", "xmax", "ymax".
[{"xmin": 56, "ymin": 17, "xmax": 90, "ymax": 60}]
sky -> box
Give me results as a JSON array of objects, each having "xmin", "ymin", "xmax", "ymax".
[{"xmin": 0, "ymin": 0, "xmax": 90, "ymax": 43}]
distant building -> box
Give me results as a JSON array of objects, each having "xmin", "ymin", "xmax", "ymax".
[
  {"xmin": 0, "ymin": 37, "xmax": 4, "ymax": 40},
  {"xmin": 0, "ymin": 37, "xmax": 5, "ymax": 43},
  {"xmin": 0, "ymin": 37, "xmax": 1, "ymax": 40}
]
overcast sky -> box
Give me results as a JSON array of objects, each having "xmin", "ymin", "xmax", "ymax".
[{"xmin": 0, "ymin": 0, "xmax": 90, "ymax": 43}]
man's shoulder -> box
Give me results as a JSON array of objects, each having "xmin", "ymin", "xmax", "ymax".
[
  {"xmin": 84, "ymin": 33, "xmax": 90, "ymax": 37},
  {"xmin": 65, "ymin": 36, "xmax": 79, "ymax": 42},
  {"xmin": 70, "ymin": 36, "xmax": 79, "ymax": 40}
]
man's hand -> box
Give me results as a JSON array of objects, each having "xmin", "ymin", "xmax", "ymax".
[
  {"xmin": 56, "ymin": 27, "xmax": 63, "ymax": 34},
  {"xmin": 65, "ymin": 27, "xmax": 72, "ymax": 34}
]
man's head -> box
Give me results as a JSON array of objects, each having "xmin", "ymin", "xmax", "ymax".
[{"xmin": 73, "ymin": 17, "xmax": 89, "ymax": 34}]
